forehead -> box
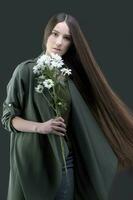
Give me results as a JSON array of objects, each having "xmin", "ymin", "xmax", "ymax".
[{"xmin": 52, "ymin": 22, "xmax": 70, "ymax": 35}]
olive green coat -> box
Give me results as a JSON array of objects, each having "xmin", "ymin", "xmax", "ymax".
[{"xmin": 1, "ymin": 56, "xmax": 118, "ymax": 200}]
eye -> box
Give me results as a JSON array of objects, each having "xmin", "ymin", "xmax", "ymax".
[
  {"xmin": 64, "ymin": 36, "xmax": 71, "ymax": 41},
  {"xmin": 51, "ymin": 32, "xmax": 58, "ymax": 36}
]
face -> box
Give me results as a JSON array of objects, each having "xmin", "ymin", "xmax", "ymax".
[{"xmin": 46, "ymin": 21, "xmax": 72, "ymax": 56}]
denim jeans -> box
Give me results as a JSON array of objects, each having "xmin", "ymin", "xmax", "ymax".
[{"xmin": 55, "ymin": 151, "xmax": 74, "ymax": 200}]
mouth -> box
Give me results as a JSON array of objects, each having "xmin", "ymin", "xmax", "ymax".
[{"xmin": 52, "ymin": 48, "xmax": 61, "ymax": 51}]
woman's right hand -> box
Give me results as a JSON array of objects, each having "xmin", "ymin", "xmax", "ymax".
[{"xmin": 36, "ymin": 117, "xmax": 66, "ymax": 136}]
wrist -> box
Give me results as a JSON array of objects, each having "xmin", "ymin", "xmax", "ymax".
[{"xmin": 33, "ymin": 122, "xmax": 42, "ymax": 133}]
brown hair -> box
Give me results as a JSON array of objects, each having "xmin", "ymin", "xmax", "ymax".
[{"xmin": 42, "ymin": 13, "xmax": 133, "ymax": 170}]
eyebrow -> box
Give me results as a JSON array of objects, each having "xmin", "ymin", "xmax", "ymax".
[{"xmin": 52, "ymin": 29, "xmax": 71, "ymax": 37}]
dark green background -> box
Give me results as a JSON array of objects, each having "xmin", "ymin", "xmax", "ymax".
[{"xmin": 0, "ymin": 0, "xmax": 133, "ymax": 199}]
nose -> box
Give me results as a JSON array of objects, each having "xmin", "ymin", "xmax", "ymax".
[{"xmin": 56, "ymin": 36, "xmax": 63, "ymax": 46}]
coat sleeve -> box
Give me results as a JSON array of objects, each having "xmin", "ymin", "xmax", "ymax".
[{"xmin": 1, "ymin": 61, "xmax": 30, "ymax": 133}]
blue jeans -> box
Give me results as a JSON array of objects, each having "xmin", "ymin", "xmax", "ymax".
[{"xmin": 55, "ymin": 152, "xmax": 74, "ymax": 200}]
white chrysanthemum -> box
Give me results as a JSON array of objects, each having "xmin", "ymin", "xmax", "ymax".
[
  {"xmin": 37, "ymin": 75, "xmax": 46, "ymax": 84},
  {"xmin": 38, "ymin": 75, "xmax": 46, "ymax": 79},
  {"xmin": 35, "ymin": 84, "xmax": 44, "ymax": 93},
  {"xmin": 33, "ymin": 64, "xmax": 42, "ymax": 74},
  {"xmin": 48, "ymin": 64, "xmax": 54, "ymax": 70},
  {"xmin": 58, "ymin": 102, "xmax": 62, "ymax": 106},
  {"xmin": 50, "ymin": 53, "xmax": 64, "ymax": 69},
  {"xmin": 50, "ymin": 60, "xmax": 63, "ymax": 69},
  {"xmin": 43, "ymin": 79, "xmax": 54, "ymax": 89},
  {"xmin": 37, "ymin": 54, "xmax": 51, "ymax": 66},
  {"xmin": 50, "ymin": 53, "xmax": 62, "ymax": 61},
  {"xmin": 60, "ymin": 68, "xmax": 72, "ymax": 76}
]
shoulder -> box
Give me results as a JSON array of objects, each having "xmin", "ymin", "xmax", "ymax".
[
  {"xmin": 13, "ymin": 58, "xmax": 37, "ymax": 78},
  {"xmin": 7, "ymin": 56, "xmax": 39, "ymax": 88}
]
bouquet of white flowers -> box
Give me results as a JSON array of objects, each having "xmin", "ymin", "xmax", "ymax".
[{"xmin": 33, "ymin": 53, "xmax": 72, "ymax": 174}]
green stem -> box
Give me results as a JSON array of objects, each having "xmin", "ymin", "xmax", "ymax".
[
  {"xmin": 42, "ymin": 93, "xmax": 56, "ymax": 113},
  {"xmin": 47, "ymin": 89, "xmax": 55, "ymax": 99},
  {"xmin": 52, "ymin": 86, "xmax": 68, "ymax": 175},
  {"xmin": 42, "ymin": 87, "xmax": 67, "ymax": 175}
]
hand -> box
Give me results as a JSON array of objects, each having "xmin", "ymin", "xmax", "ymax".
[{"xmin": 36, "ymin": 117, "xmax": 66, "ymax": 136}]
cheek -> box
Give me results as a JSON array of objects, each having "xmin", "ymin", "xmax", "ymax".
[
  {"xmin": 46, "ymin": 36, "xmax": 54, "ymax": 47},
  {"xmin": 64, "ymin": 42, "xmax": 71, "ymax": 51}
]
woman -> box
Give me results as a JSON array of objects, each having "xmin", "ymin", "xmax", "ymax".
[{"xmin": 1, "ymin": 12, "xmax": 133, "ymax": 200}]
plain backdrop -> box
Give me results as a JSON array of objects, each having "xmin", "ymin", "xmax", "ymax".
[{"xmin": 0, "ymin": 0, "xmax": 133, "ymax": 199}]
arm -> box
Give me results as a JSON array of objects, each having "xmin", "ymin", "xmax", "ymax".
[
  {"xmin": 1, "ymin": 61, "xmax": 65, "ymax": 136},
  {"xmin": 11, "ymin": 116, "xmax": 66, "ymax": 136}
]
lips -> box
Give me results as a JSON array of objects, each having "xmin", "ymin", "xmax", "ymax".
[{"xmin": 53, "ymin": 48, "xmax": 61, "ymax": 51}]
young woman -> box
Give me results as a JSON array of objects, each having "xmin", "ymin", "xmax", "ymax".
[{"xmin": 1, "ymin": 12, "xmax": 133, "ymax": 200}]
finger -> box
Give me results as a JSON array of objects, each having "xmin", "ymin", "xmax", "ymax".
[
  {"xmin": 52, "ymin": 125, "xmax": 66, "ymax": 133},
  {"xmin": 52, "ymin": 121, "xmax": 66, "ymax": 128},
  {"xmin": 54, "ymin": 117, "xmax": 64, "ymax": 122},
  {"xmin": 52, "ymin": 130, "xmax": 65, "ymax": 136}
]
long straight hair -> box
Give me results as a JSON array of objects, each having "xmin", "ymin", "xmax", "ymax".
[{"xmin": 42, "ymin": 13, "xmax": 133, "ymax": 170}]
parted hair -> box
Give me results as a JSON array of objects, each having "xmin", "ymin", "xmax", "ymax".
[{"xmin": 42, "ymin": 12, "xmax": 133, "ymax": 170}]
